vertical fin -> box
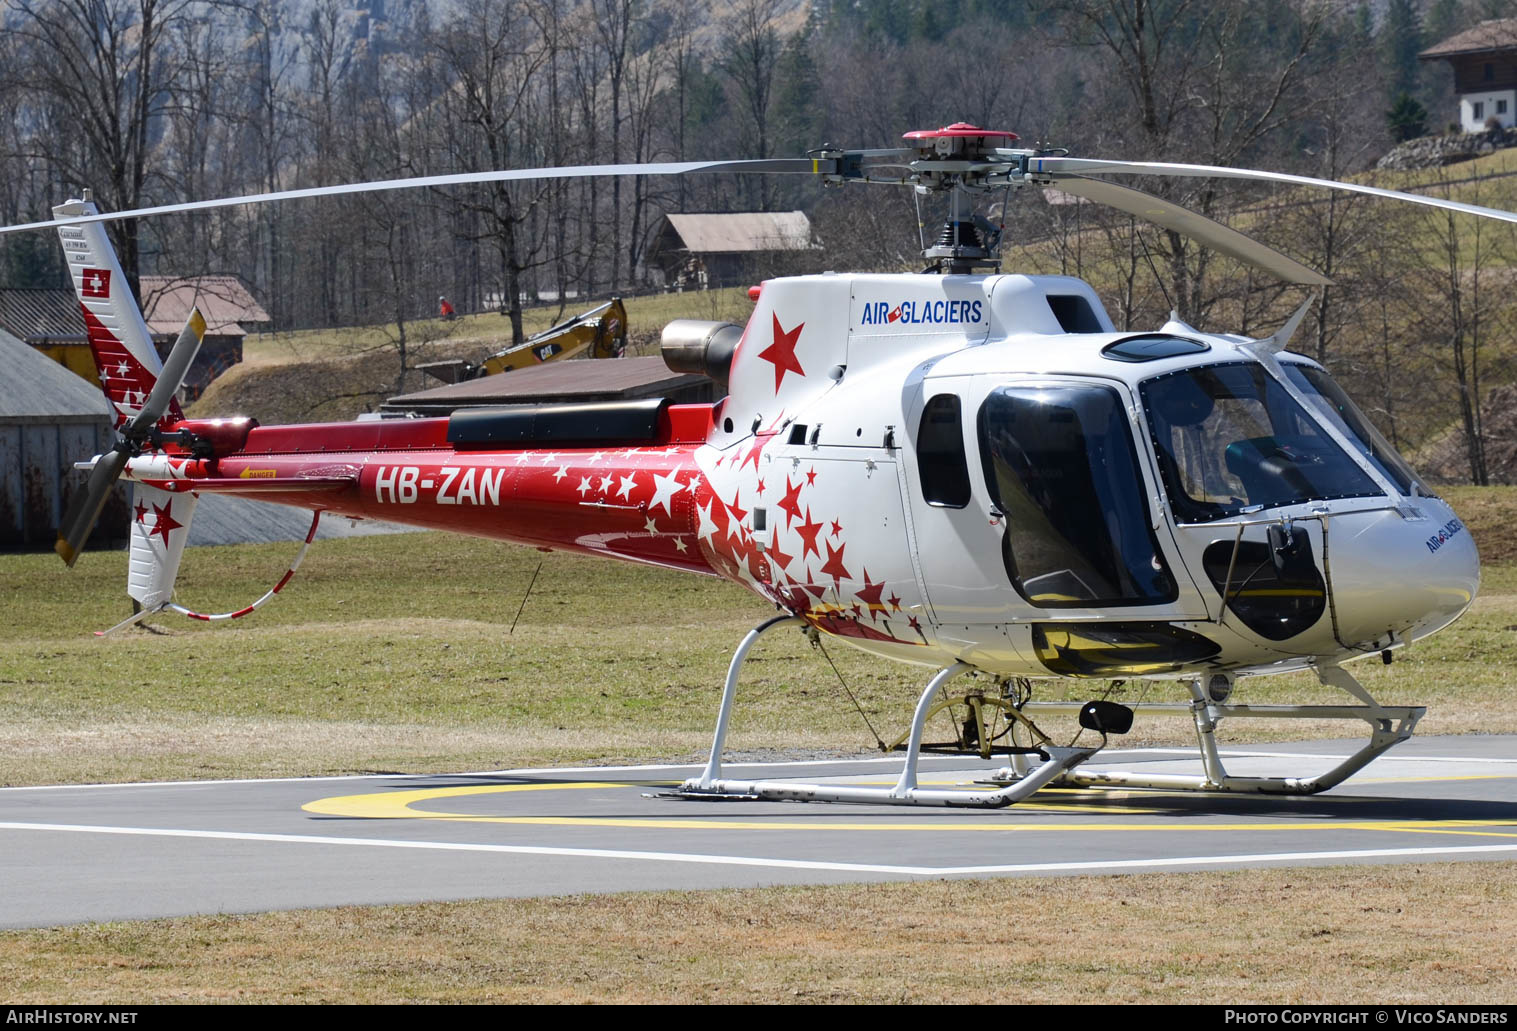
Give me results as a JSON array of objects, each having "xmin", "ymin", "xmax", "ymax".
[{"xmin": 52, "ymin": 197, "xmax": 182, "ymax": 432}]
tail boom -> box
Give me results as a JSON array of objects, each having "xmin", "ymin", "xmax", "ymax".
[{"xmin": 119, "ymin": 404, "xmax": 728, "ymax": 578}]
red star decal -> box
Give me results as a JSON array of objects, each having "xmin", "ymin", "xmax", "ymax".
[
  {"xmin": 850, "ymin": 603, "xmax": 863, "ymax": 619},
  {"xmin": 777, "ymin": 477, "xmax": 804, "ymax": 529},
  {"xmin": 758, "ymin": 314, "xmax": 806, "ymax": 392},
  {"xmin": 767, "ymin": 537, "xmax": 794, "ymax": 574},
  {"xmin": 819, "ymin": 540, "xmax": 851, "ymax": 587},
  {"xmin": 133, "ymin": 501, "xmax": 148, "ymax": 524},
  {"xmin": 756, "ymin": 478, "xmax": 766, "ymax": 496},
  {"xmin": 855, "ymin": 570, "xmax": 886, "ymax": 619},
  {"xmin": 725, "ymin": 491, "xmax": 747, "ymax": 524},
  {"xmin": 742, "ymin": 413, "xmax": 784, "ymax": 474},
  {"xmin": 806, "ymin": 466, "xmax": 817, "ymax": 486},
  {"xmin": 779, "ymin": 583, "xmax": 811, "ymax": 612},
  {"xmin": 150, "ymin": 501, "xmax": 182, "ymax": 546},
  {"xmin": 795, "ymin": 508, "xmax": 824, "ymax": 560},
  {"xmin": 740, "ymin": 439, "xmax": 763, "ymax": 473},
  {"xmin": 888, "ymin": 593, "xmax": 902, "ymax": 613},
  {"xmin": 908, "ymin": 615, "xmax": 922, "ymax": 632},
  {"xmin": 830, "ymin": 518, "xmax": 843, "ymax": 538}
]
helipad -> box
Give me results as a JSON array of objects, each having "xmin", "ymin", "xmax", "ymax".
[{"xmin": 1, "ymin": 735, "xmax": 1515, "ymax": 928}]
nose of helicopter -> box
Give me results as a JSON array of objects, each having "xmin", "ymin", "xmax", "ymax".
[{"xmin": 1323, "ymin": 497, "xmax": 1480, "ymax": 647}]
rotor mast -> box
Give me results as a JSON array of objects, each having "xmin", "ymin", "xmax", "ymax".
[{"xmin": 902, "ymin": 123, "xmax": 1018, "ymax": 275}]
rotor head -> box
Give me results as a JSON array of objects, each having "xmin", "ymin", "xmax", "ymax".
[{"xmin": 902, "ymin": 123, "xmax": 1020, "ymax": 162}]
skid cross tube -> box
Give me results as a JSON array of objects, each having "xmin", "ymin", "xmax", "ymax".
[{"xmin": 678, "ymin": 657, "xmax": 1101, "ymax": 808}]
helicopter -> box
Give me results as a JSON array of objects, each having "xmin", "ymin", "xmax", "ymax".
[{"xmin": 3, "ymin": 123, "xmax": 1496, "ymax": 810}]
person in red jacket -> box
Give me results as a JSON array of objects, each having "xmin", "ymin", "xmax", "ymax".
[{"xmin": 439, "ymin": 295, "xmax": 456, "ymax": 321}]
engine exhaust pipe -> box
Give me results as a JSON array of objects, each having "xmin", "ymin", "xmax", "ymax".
[{"xmin": 660, "ymin": 319, "xmax": 743, "ymax": 392}]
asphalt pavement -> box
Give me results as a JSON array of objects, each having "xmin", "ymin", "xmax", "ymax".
[{"xmin": 2, "ymin": 735, "xmax": 1515, "ymax": 928}]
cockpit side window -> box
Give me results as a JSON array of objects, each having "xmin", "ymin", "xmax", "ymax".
[
  {"xmin": 977, "ymin": 384, "xmax": 1176, "ymax": 607},
  {"xmin": 1140, "ymin": 362, "xmax": 1383, "ymax": 523},
  {"xmin": 917, "ymin": 393, "xmax": 971, "ymax": 508}
]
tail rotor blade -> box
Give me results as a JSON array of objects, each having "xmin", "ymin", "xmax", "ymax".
[
  {"xmin": 59, "ymin": 307, "xmax": 206, "ymax": 565},
  {"xmin": 55, "ymin": 447, "xmax": 130, "ymax": 567},
  {"xmin": 123, "ymin": 308, "xmax": 205, "ymax": 440}
]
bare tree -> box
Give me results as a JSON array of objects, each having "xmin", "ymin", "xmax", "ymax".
[
  {"xmin": 1051, "ymin": 0, "xmax": 1327, "ymax": 324},
  {"xmin": 6, "ymin": 0, "xmax": 201, "ymax": 293},
  {"xmin": 720, "ymin": 0, "xmax": 782, "ymax": 210},
  {"xmin": 430, "ymin": 0, "xmax": 554, "ymax": 344}
]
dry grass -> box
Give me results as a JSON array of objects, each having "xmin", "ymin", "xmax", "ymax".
[{"xmin": 2, "ymin": 862, "xmax": 1514, "ymax": 1003}]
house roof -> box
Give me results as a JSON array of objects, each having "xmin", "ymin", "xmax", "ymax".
[
  {"xmin": 384, "ymin": 355, "xmax": 707, "ymax": 415},
  {"xmin": 652, "ymin": 211, "xmax": 815, "ymax": 257},
  {"xmin": 0, "ymin": 326, "xmax": 110, "ymax": 422},
  {"xmin": 1420, "ymin": 19, "xmax": 1517, "ymax": 59},
  {"xmin": 138, "ymin": 276, "xmax": 270, "ymax": 336},
  {"xmin": 0, "ymin": 275, "xmax": 269, "ymax": 342},
  {"xmin": 0, "ymin": 288, "xmax": 85, "ymax": 343}
]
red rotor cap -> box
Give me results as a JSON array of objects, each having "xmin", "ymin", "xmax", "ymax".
[{"xmin": 902, "ymin": 122, "xmax": 1019, "ymax": 141}]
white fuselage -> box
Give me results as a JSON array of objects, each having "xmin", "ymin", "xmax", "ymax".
[{"xmin": 692, "ymin": 272, "xmax": 1479, "ymax": 680}]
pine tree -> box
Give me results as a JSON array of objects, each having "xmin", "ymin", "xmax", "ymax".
[
  {"xmin": 1388, "ymin": 91, "xmax": 1430, "ymax": 140},
  {"xmin": 1381, "ymin": 0, "xmax": 1424, "ymax": 101}
]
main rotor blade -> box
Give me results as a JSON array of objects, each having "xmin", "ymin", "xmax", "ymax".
[
  {"xmin": 1034, "ymin": 156, "xmax": 1517, "ymax": 227},
  {"xmin": 1045, "ymin": 177, "xmax": 1332, "ymax": 286},
  {"xmin": 55, "ymin": 447, "xmax": 129, "ymax": 567},
  {"xmin": 0, "ymin": 159, "xmax": 831, "ymax": 235},
  {"xmin": 122, "ymin": 309, "xmax": 205, "ymax": 440}
]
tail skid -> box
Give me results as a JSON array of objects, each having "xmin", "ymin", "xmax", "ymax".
[{"xmin": 97, "ymin": 504, "xmax": 322, "ymax": 637}]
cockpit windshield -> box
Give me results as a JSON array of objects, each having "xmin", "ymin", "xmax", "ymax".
[
  {"xmin": 1279, "ymin": 362, "xmax": 1429, "ymax": 498},
  {"xmin": 1140, "ymin": 362, "xmax": 1383, "ymax": 523}
]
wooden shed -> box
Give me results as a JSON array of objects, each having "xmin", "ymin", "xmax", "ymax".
[
  {"xmin": 138, "ymin": 276, "xmax": 271, "ymax": 397},
  {"xmin": 646, "ymin": 211, "xmax": 817, "ymax": 289},
  {"xmin": 0, "ymin": 275, "xmax": 269, "ymax": 401}
]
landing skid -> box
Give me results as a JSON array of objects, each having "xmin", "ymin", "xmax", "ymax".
[
  {"xmin": 667, "ymin": 617, "xmax": 1100, "ymax": 809},
  {"xmin": 666, "ymin": 618, "xmax": 1426, "ymax": 810}
]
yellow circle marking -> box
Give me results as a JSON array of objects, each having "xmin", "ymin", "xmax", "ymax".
[{"xmin": 302, "ymin": 780, "xmax": 1517, "ymax": 836}]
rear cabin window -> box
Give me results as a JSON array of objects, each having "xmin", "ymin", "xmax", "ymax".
[{"xmin": 917, "ymin": 393, "xmax": 971, "ymax": 508}]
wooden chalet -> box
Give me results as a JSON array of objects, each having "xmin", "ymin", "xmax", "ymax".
[
  {"xmin": 0, "ymin": 275, "xmax": 269, "ymax": 399},
  {"xmin": 1421, "ymin": 19, "xmax": 1517, "ymax": 131}
]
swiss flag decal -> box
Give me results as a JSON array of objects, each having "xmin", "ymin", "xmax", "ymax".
[{"xmin": 81, "ymin": 268, "xmax": 111, "ymax": 298}]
